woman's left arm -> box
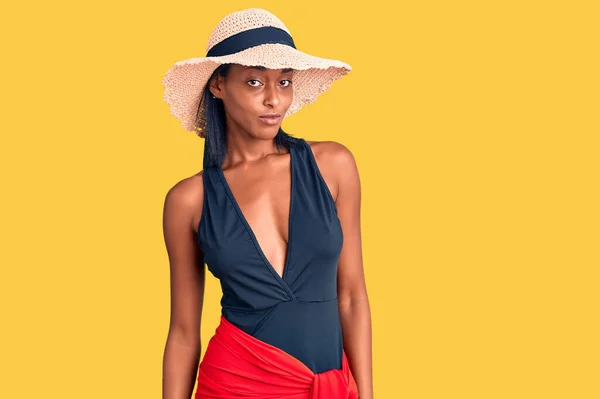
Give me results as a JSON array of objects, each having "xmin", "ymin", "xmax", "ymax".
[{"xmin": 327, "ymin": 141, "xmax": 373, "ymax": 399}]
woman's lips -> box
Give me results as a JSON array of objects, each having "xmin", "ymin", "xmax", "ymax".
[{"xmin": 259, "ymin": 115, "xmax": 281, "ymax": 125}]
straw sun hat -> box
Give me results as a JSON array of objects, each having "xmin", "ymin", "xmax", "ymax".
[{"xmin": 161, "ymin": 8, "xmax": 352, "ymax": 137}]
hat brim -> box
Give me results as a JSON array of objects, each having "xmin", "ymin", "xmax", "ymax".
[{"xmin": 162, "ymin": 43, "xmax": 352, "ymax": 133}]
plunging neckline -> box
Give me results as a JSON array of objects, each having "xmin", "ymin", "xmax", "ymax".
[{"xmin": 216, "ymin": 145, "xmax": 295, "ymax": 288}]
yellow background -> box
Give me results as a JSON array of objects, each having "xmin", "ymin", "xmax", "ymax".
[{"xmin": 1, "ymin": 1, "xmax": 598, "ymax": 398}]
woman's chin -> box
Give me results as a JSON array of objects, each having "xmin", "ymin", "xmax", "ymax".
[{"xmin": 252, "ymin": 124, "xmax": 281, "ymax": 138}]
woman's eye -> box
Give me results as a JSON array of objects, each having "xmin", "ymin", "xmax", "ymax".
[{"xmin": 247, "ymin": 79, "xmax": 292, "ymax": 87}]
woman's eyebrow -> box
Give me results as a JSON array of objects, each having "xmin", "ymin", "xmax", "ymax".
[{"xmin": 244, "ymin": 66, "xmax": 293, "ymax": 73}]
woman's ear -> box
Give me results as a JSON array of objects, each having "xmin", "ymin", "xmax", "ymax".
[{"xmin": 209, "ymin": 76, "xmax": 224, "ymax": 100}]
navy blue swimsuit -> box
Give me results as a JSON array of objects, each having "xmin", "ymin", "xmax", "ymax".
[{"xmin": 198, "ymin": 137, "xmax": 344, "ymax": 374}]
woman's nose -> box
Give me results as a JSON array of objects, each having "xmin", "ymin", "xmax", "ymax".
[{"xmin": 263, "ymin": 84, "xmax": 280, "ymax": 107}]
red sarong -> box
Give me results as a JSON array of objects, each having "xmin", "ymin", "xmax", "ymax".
[{"xmin": 195, "ymin": 315, "xmax": 359, "ymax": 398}]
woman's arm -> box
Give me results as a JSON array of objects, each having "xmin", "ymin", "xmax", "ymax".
[
  {"xmin": 162, "ymin": 174, "xmax": 207, "ymax": 399},
  {"xmin": 329, "ymin": 142, "xmax": 374, "ymax": 399}
]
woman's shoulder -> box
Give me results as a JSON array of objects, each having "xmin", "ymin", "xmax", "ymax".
[
  {"xmin": 300, "ymin": 139, "xmax": 357, "ymax": 203},
  {"xmin": 303, "ymin": 139, "xmax": 356, "ymax": 169},
  {"xmin": 163, "ymin": 171, "xmax": 205, "ymax": 234},
  {"xmin": 165, "ymin": 171, "xmax": 205, "ymax": 204}
]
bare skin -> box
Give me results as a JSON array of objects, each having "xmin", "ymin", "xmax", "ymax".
[{"xmin": 162, "ymin": 64, "xmax": 373, "ymax": 399}]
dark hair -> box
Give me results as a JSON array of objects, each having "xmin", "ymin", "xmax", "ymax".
[{"xmin": 201, "ymin": 63, "xmax": 299, "ymax": 170}]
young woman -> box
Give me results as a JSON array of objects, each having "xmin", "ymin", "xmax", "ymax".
[{"xmin": 161, "ymin": 8, "xmax": 372, "ymax": 399}]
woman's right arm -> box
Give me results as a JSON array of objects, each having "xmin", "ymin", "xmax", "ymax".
[{"xmin": 161, "ymin": 174, "xmax": 206, "ymax": 399}]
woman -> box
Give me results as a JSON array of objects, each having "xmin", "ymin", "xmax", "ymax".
[{"xmin": 161, "ymin": 8, "xmax": 372, "ymax": 399}]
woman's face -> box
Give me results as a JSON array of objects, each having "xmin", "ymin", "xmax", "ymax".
[{"xmin": 210, "ymin": 64, "xmax": 294, "ymax": 138}]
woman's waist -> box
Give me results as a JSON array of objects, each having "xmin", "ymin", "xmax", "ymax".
[{"xmin": 224, "ymin": 299, "xmax": 344, "ymax": 373}]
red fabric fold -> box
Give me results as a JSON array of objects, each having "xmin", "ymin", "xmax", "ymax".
[{"xmin": 195, "ymin": 315, "xmax": 359, "ymax": 399}]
